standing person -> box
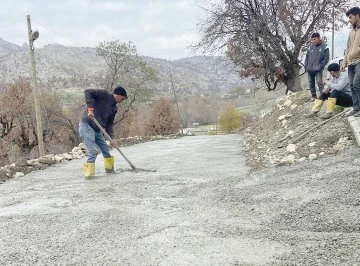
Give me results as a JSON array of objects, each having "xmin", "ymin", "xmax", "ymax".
[
  {"xmin": 79, "ymin": 86, "xmax": 128, "ymax": 177},
  {"xmin": 341, "ymin": 7, "xmax": 360, "ymax": 117},
  {"xmin": 304, "ymin": 63, "xmax": 352, "ymax": 119},
  {"xmin": 304, "ymin": 32, "xmax": 330, "ymax": 101}
]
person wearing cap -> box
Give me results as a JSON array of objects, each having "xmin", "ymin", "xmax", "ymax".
[
  {"xmin": 78, "ymin": 86, "xmax": 128, "ymax": 177},
  {"xmin": 304, "ymin": 32, "xmax": 330, "ymax": 101},
  {"xmin": 304, "ymin": 63, "xmax": 352, "ymax": 119}
]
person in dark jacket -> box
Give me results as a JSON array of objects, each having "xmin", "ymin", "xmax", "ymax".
[
  {"xmin": 78, "ymin": 86, "xmax": 127, "ymax": 177},
  {"xmin": 304, "ymin": 32, "xmax": 330, "ymax": 101}
]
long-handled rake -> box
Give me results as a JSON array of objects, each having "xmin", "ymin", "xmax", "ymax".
[{"xmin": 91, "ymin": 117, "xmax": 137, "ymax": 170}]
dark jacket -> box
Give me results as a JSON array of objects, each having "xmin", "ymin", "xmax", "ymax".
[
  {"xmin": 304, "ymin": 42, "xmax": 329, "ymax": 72},
  {"xmin": 81, "ymin": 89, "xmax": 117, "ymax": 138}
]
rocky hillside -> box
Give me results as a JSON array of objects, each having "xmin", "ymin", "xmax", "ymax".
[
  {"xmin": 0, "ymin": 38, "xmax": 250, "ymax": 96},
  {"xmin": 0, "ymin": 38, "xmax": 24, "ymax": 56},
  {"xmin": 243, "ymin": 91, "xmax": 355, "ymax": 169}
]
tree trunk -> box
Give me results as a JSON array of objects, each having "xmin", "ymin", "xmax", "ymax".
[{"xmin": 284, "ymin": 64, "xmax": 303, "ymax": 93}]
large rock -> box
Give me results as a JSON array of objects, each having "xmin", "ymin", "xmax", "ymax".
[
  {"xmin": 308, "ymin": 154, "xmax": 318, "ymax": 160},
  {"xmin": 38, "ymin": 156, "xmax": 55, "ymax": 165},
  {"xmin": 15, "ymin": 158, "xmax": 28, "ymax": 168},
  {"xmin": 54, "ymin": 155, "xmax": 65, "ymax": 163},
  {"xmin": 286, "ymin": 144, "xmax": 297, "ymax": 153},
  {"xmin": 279, "ymin": 154, "xmax": 295, "ymax": 165},
  {"xmin": 72, "ymin": 147, "xmax": 81, "ymax": 154},
  {"xmin": 78, "ymin": 143, "xmax": 87, "ymax": 151},
  {"xmin": 284, "ymin": 99, "xmax": 292, "ymax": 107},
  {"xmin": 62, "ymin": 153, "xmax": 73, "ymax": 160},
  {"xmin": 14, "ymin": 172, "xmax": 25, "ymax": 178}
]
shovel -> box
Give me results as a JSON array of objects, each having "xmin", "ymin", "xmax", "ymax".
[{"xmin": 91, "ymin": 117, "xmax": 136, "ymax": 170}]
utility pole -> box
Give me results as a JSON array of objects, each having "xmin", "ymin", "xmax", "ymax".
[
  {"xmin": 27, "ymin": 15, "xmax": 44, "ymax": 156},
  {"xmin": 170, "ymin": 73, "xmax": 183, "ymax": 134},
  {"xmin": 331, "ymin": 5, "xmax": 335, "ymax": 59}
]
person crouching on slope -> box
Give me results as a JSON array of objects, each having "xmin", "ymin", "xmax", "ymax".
[
  {"xmin": 78, "ymin": 86, "xmax": 128, "ymax": 177},
  {"xmin": 304, "ymin": 63, "xmax": 352, "ymax": 119}
]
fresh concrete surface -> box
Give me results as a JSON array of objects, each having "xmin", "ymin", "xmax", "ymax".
[
  {"xmin": 0, "ymin": 135, "xmax": 359, "ymax": 265},
  {"xmin": 348, "ymin": 115, "xmax": 360, "ymax": 146}
]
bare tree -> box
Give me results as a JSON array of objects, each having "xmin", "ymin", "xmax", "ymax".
[
  {"xmin": 96, "ymin": 40, "xmax": 159, "ymax": 125},
  {"xmin": 0, "ymin": 79, "xmax": 79, "ymax": 157},
  {"xmin": 195, "ymin": 0, "xmax": 353, "ymax": 92},
  {"xmin": 45, "ymin": 100, "xmax": 83, "ymax": 147},
  {"xmin": 0, "ymin": 115, "xmax": 14, "ymax": 139},
  {"xmin": 0, "ymin": 79, "xmax": 41, "ymax": 155}
]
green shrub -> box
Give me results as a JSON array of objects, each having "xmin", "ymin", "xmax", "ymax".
[
  {"xmin": 208, "ymin": 130, "xmax": 217, "ymax": 135},
  {"xmin": 219, "ymin": 106, "xmax": 242, "ymax": 133}
]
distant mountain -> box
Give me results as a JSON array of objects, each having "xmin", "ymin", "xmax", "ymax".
[
  {"xmin": 0, "ymin": 38, "xmax": 25, "ymax": 56},
  {"xmin": 0, "ymin": 38, "xmax": 251, "ymax": 96}
]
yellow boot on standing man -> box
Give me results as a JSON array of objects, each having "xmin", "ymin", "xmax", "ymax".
[{"xmin": 78, "ymin": 86, "xmax": 128, "ymax": 178}]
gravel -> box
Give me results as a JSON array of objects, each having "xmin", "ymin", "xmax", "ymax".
[{"xmin": 0, "ymin": 135, "xmax": 359, "ymax": 265}]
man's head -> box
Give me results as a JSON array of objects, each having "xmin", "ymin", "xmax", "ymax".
[
  {"xmin": 327, "ymin": 63, "xmax": 341, "ymax": 78},
  {"xmin": 310, "ymin": 32, "xmax": 322, "ymax": 45},
  {"xmin": 113, "ymin": 86, "xmax": 128, "ymax": 103},
  {"xmin": 346, "ymin": 7, "xmax": 360, "ymax": 27}
]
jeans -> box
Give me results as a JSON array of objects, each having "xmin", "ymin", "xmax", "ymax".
[
  {"xmin": 348, "ymin": 62, "xmax": 360, "ymax": 111},
  {"xmin": 78, "ymin": 121, "xmax": 111, "ymax": 163},
  {"xmin": 318, "ymin": 90, "xmax": 353, "ymax": 107},
  {"xmin": 308, "ymin": 70, "xmax": 324, "ymax": 98}
]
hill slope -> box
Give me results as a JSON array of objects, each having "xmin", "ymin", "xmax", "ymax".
[
  {"xmin": 243, "ymin": 91, "xmax": 355, "ymax": 169},
  {"xmin": 0, "ymin": 38, "xmax": 250, "ymax": 95}
]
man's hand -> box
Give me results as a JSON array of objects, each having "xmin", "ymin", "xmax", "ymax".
[
  {"xmin": 340, "ymin": 65, "xmax": 346, "ymax": 72},
  {"xmin": 87, "ymin": 110, "xmax": 95, "ymax": 118},
  {"xmin": 322, "ymin": 88, "xmax": 329, "ymax": 94}
]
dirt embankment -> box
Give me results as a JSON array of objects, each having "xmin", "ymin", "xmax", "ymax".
[{"xmin": 242, "ymin": 91, "xmax": 355, "ymax": 169}]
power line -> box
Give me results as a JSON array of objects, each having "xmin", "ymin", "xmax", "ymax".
[
  {"xmin": 0, "ymin": 19, "xmax": 25, "ymax": 29},
  {"xmin": 32, "ymin": 19, "xmax": 83, "ymax": 47},
  {"xmin": 1, "ymin": 32, "xmax": 26, "ymax": 40},
  {"xmin": 27, "ymin": 20, "xmax": 194, "ymax": 57}
]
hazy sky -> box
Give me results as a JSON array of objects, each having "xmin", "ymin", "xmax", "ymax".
[
  {"xmin": 0, "ymin": 0, "xmax": 206, "ymax": 59},
  {"xmin": 0, "ymin": 0, "xmax": 351, "ymax": 60}
]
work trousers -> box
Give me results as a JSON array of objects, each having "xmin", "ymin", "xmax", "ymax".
[
  {"xmin": 78, "ymin": 121, "xmax": 111, "ymax": 163},
  {"xmin": 308, "ymin": 70, "xmax": 324, "ymax": 98},
  {"xmin": 318, "ymin": 90, "xmax": 353, "ymax": 107},
  {"xmin": 348, "ymin": 62, "xmax": 360, "ymax": 111}
]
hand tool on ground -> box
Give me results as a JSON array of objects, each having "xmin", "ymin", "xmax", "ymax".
[{"xmin": 91, "ymin": 117, "xmax": 136, "ymax": 170}]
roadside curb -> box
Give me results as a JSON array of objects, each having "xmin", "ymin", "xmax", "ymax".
[{"xmin": 347, "ymin": 116, "xmax": 360, "ymax": 146}]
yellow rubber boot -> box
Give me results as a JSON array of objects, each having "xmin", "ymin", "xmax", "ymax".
[
  {"xmin": 304, "ymin": 99, "xmax": 324, "ymax": 118},
  {"xmin": 104, "ymin": 156, "xmax": 114, "ymax": 173},
  {"xmin": 83, "ymin": 163, "xmax": 95, "ymax": 178},
  {"xmin": 320, "ymin": 97, "xmax": 336, "ymax": 119},
  {"xmin": 313, "ymin": 99, "xmax": 324, "ymax": 112}
]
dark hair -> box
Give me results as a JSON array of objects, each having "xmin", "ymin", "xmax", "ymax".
[
  {"xmin": 311, "ymin": 32, "xmax": 320, "ymax": 38},
  {"xmin": 327, "ymin": 63, "xmax": 340, "ymax": 72},
  {"xmin": 113, "ymin": 86, "xmax": 127, "ymax": 98},
  {"xmin": 346, "ymin": 7, "xmax": 360, "ymax": 17}
]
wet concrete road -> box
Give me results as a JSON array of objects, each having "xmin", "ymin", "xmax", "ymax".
[
  {"xmin": 0, "ymin": 135, "xmax": 261, "ymax": 265},
  {"xmin": 1, "ymin": 135, "xmax": 359, "ymax": 265}
]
